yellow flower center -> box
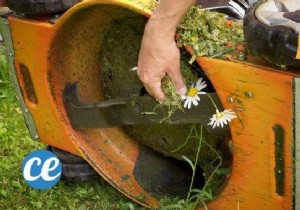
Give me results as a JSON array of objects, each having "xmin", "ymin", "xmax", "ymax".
[
  {"xmin": 216, "ymin": 112, "xmax": 225, "ymax": 119},
  {"xmin": 187, "ymin": 88, "xmax": 198, "ymax": 97}
]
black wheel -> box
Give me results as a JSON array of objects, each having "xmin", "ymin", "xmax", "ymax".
[
  {"xmin": 7, "ymin": 0, "xmax": 79, "ymax": 15},
  {"xmin": 62, "ymin": 163, "xmax": 98, "ymax": 182},
  {"xmin": 243, "ymin": 0, "xmax": 300, "ymax": 68},
  {"xmin": 49, "ymin": 146, "xmax": 99, "ymax": 182},
  {"xmin": 51, "ymin": 146, "xmax": 86, "ymax": 164}
]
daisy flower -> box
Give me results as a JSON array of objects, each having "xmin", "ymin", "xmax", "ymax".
[
  {"xmin": 208, "ymin": 109, "xmax": 237, "ymax": 129},
  {"xmin": 181, "ymin": 78, "xmax": 207, "ymax": 109}
]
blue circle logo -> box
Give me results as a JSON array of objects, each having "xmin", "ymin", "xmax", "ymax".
[{"xmin": 21, "ymin": 150, "xmax": 62, "ymax": 190}]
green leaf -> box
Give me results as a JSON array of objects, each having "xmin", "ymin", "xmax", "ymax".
[
  {"xmin": 0, "ymin": 189, "xmax": 7, "ymax": 197},
  {"xmin": 202, "ymin": 190, "xmax": 213, "ymax": 200},
  {"xmin": 29, "ymin": 190, "xmax": 38, "ymax": 197},
  {"xmin": 12, "ymin": 180, "xmax": 21, "ymax": 189},
  {"xmin": 78, "ymin": 204, "xmax": 87, "ymax": 210}
]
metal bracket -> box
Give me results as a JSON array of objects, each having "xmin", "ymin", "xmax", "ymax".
[
  {"xmin": 0, "ymin": 17, "xmax": 40, "ymax": 141},
  {"xmin": 294, "ymin": 77, "xmax": 300, "ymax": 210},
  {"xmin": 63, "ymin": 83, "xmax": 230, "ymax": 136}
]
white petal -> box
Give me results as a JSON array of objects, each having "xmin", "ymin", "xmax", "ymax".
[
  {"xmin": 208, "ymin": 119, "xmax": 214, "ymax": 126},
  {"xmin": 217, "ymin": 119, "xmax": 220, "ymax": 127},
  {"xmin": 196, "ymin": 78, "xmax": 207, "ymax": 90},
  {"xmin": 184, "ymin": 99, "xmax": 190, "ymax": 108},
  {"xmin": 188, "ymin": 100, "xmax": 192, "ymax": 109},
  {"xmin": 197, "ymin": 91, "xmax": 207, "ymax": 95},
  {"xmin": 192, "ymin": 98, "xmax": 198, "ymax": 106},
  {"xmin": 220, "ymin": 120, "xmax": 224, "ymax": 128},
  {"xmin": 222, "ymin": 118, "xmax": 228, "ymax": 125},
  {"xmin": 181, "ymin": 95, "xmax": 187, "ymax": 100},
  {"xmin": 213, "ymin": 120, "xmax": 217, "ymax": 129}
]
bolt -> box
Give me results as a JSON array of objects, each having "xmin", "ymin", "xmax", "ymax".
[
  {"xmin": 34, "ymin": 135, "xmax": 40, "ymax": 140},
  {"xmin": 245, "ymin": 92, "xmax": 253, "ymax": 98},
  {"xmin": 24, "ymin": 109, "xmax": 29, "ymax": 114},
  {"xmin": 4, "ymin": 21, "xmax": 9, "ymax": 25},
  {"xmin": 8, "ymin": 52, "xmax": 13, "ymax": 57},
  {"xmin": 227, "ymin": 97, "xmax": 234, "ymax": 103},
  {"xmin": 133, "ymin": 105, "xmax": 143, "ymax": 115}
]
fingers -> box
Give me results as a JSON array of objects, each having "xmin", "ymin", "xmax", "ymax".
[
  {"xmin": 137, "ymin": 67, "xmax": 165, "ymax": 100},
  {"xmin": 167, "ymin": 60, "xmax": 187, "ymax": 96},
  {"xmin": 145, "ymin": 81, "xmax": 166, "ymax": 101}
]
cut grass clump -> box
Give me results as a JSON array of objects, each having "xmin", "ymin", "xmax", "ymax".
[
  {"xmin": 160, "ymin": 61, "xmax": 199, "ymax": 120},
  {"xmin": 177, "ymin": 6, "xmax": 245, "ymax": 60},
  {"xmin": 161, "ymin": 6, "xmax": 245, "ymax": 108}
]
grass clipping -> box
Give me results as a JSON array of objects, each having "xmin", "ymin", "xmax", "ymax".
[
  {"xmin": 161, "ymin": 6, "xmax": 244, "ymax": 111},
  {"xmin": 177, "ymin": 7, "xmax": 245, "ymax": 59}
]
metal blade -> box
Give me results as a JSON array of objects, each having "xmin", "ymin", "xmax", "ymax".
[{"xmin": 63, "ymin": 83, "xmax": 230, "ymax": 136}]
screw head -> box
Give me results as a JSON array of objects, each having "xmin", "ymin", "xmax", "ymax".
[
  {"xmin": 24, "ymin": 109, "xmax": 29, "ymax": 113},
  {"xmin": 34, "ymin": 135, "xmax": 40, "ymax": 140},
  {"xmin": 4, "ymin": 21, "xmax": 9, "ymax": 25},
  {"xmin": 227, "ymin": 97, "xmax": 234, "ymax": 103},
  {"xmin": 8, "ymin": 52, "xmax": 13, "ymax": 57},
  {"xmin": 245, "ymin": 92, "xmax": 253, "ymax": 98}
]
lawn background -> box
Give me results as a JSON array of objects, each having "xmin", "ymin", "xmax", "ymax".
[{"xmin": 0, "ymin": 45, "xmax": 146, "ymax": 210}]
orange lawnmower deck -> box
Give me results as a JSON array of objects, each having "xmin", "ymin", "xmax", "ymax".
[{"xmin": 0, "ymin": 0, "xmax": 299, "ymax": 209}]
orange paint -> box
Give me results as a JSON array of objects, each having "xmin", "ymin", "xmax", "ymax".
[{"xmin": 7, "ymin": 0, "xmax": 297, "ymax": 209}]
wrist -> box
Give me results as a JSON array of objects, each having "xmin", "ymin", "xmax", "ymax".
[{"xmin": 145, "ymin": 17, "xmax": 177, "ymax": 42}]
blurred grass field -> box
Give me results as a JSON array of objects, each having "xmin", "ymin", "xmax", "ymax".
[{"xmin": 0, "ymin": 45, "xmax": 145, "ymax": 210}]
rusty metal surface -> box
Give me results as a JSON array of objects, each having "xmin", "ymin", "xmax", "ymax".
[
  {"xmin": 196, "ymin": 56, "xmax": 295, "ymax": 210},
  {"xmin": 6, "ymin": 0, "xmax": 300, "ymax": 209},
  {"xmin": 294, "ymin": 77, "xmax": 300, "ymax": 210},
  {"xmin": 0, "ymin": 16, "xmax": 40, "ymax": 140}
]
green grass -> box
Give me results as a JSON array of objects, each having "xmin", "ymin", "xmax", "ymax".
[{"xmin": 0, "ymin": 45, "xmax": 145, "ymax": 210}]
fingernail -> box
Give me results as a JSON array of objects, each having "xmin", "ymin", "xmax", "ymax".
[
  {"xmin": 131, "ymin": 66, "xmax": 138, "ymax": 71},
  {"xmin": 178, "ymin": 86, "xmax": 187, "ymax": 95},
  {"xmin": 157, "ymin": 100, "xmax": 164, "ymax": 104}
]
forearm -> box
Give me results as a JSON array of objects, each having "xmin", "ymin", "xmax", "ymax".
[
  {"xmin": 146, "ymin": 0, "xmax": 195, "ymax": 39},
  {"xmin": 137, "ymin": 0, "xmax": 194, "ymax": 100}
]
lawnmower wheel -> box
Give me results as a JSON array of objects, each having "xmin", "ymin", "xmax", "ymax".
[
  {"xmin": 49, "ymin": 146, "xmax": 99, "ymax": 182},
  {"xmin": 61, "ymin": 163, "xmax": 98, "ymax": 182},
  {"xmin": 51, "ymin": 146, "xmax": 86, "ymax": 164},
  {"xmin": 7, "ymin": 0, "xmax": 79, "ymax": 15},
  {"xmin": 243, "ymin": 0, "xmax": 300, "ymax": 68}
]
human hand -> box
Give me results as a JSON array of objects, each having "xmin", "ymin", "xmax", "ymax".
[{"xmin": 137, "ymin": 21, "xmax": 186, "ymax": 100}]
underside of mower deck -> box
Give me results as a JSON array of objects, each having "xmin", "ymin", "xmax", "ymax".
[{"xmin": 1, "ymin": 0, "xmax": 300, "ymax": 209}]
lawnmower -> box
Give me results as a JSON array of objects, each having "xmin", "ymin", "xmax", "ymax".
[{"xmin": 0, "ymin": 0, "xmax": 299, "ymax": 209}]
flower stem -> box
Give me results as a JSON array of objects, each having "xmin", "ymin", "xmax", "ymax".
[
  {"xmin": 172, "ymin": 124, "xmax": 196, "ymax": 153},
  {"xmin": 206, "ymin": 94, "xmax": 218, "ymax": 110},
  {"xmin": 186, "ymin": 125, "xmax": 203, "ymax": 200}
]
